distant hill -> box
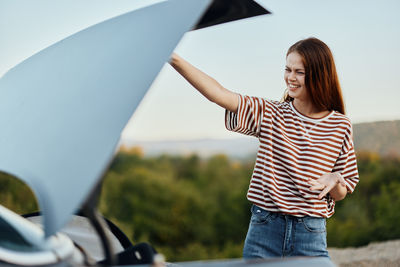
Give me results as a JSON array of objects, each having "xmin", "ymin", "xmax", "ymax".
[
  {"xmin": 353, "ymin": 120, "xmax": 400, "ymax": 156},
  {"xmin": 122, "ymin": 120, "xmax": 400, "ymax": 157}
]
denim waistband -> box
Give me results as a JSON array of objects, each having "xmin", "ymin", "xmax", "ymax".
[{"xmin": 251, "ymin": 204, "xmax": 325, "ymax": 222}]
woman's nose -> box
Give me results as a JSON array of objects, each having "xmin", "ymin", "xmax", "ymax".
[{"xmin": 288, "ymin": 72, "xmax": 296, "ymax": 81}]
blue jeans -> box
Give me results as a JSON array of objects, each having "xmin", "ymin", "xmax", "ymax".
[{"xmin": 243, "ymin": 205, "xmax": 329, "ymax": 259}]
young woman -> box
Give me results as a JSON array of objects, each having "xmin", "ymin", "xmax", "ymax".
[{"xmin": 170, "ymin": 37, "xmax": 359, "ymax": 258}]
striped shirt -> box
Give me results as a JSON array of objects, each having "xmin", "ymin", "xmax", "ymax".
[{"xmin": 225, "ymin": 95, "xmax": 359, "ymax": 218}]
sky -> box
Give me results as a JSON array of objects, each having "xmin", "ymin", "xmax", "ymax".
[{"xmin": 1, "ymin": 0, "xmax": 399, "ymax": 142}]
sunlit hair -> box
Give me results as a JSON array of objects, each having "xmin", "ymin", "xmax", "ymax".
[{"xmin": 282, "ymin": 37, "xmax": 345, "ymax": 114}]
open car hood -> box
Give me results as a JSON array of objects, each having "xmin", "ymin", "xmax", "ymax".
[{"xmin": 0, "ymin": 0, "xmax": 213, "ymax": 239}]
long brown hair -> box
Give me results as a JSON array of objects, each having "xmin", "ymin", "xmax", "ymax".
[{"xmin": 282, "ymin": 38, "xmax": 345, "ymax": 114}]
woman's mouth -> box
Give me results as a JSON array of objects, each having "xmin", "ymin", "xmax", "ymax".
[{"xmin": 288, "ymin": 83, "xmax": 300, "ymax": 90}]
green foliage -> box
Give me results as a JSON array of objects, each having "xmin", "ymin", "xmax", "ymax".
[
  {"xmin": 100, "ymin": 152, "xmax": 252, "ymax": 261},
  {"xmin": 2, "ymin": 147, "xmax": 400, "ymax": 261},
  {"xmin": 0, "ymin": 172, "xmax": 37, "ymax": 214}
]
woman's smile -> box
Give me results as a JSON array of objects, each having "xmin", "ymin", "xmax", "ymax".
[{"xmin": 288, "ymin": 83, "xmax": 300, "ymax": 89}]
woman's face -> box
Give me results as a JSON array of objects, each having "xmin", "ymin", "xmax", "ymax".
[{"xmin": 284, "ymin": 52, "xmax": 309, "ymax": 101}]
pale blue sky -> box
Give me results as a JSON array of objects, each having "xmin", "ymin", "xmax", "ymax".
[{"xmin": 1, "ymin": 0, "xmax": 399, "ymax": 142}]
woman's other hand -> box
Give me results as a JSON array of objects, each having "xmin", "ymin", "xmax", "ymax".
[{"xmin": 308, "ymin": 172, "xmax": 347, "ymax": 200}]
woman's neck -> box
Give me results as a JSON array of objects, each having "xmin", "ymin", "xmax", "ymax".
[{"xmin": 293, "ymin": 99, "xmax": 330, "ymax": 119}]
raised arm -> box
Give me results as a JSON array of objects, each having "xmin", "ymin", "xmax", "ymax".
[{"xmin": 170, "ymin": 53, "xmax": 239, "ymax": 112}]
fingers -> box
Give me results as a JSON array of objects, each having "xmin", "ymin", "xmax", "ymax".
[
  {"xmin": 318, "ymin": 185, "xmax": 333, "ymax": 199},
  {"xmin": 308, "ymin": 178, "xmax": 323, "ymax": 191},
  {"xmin": 310, "ymin": 184, "xmax": 325, "ymax": 191},
  {"xmin": 308, "ymin": 177, "xmax": 332, "ymax": 199},
  {"xmin": 308, "ymin": 173, "xmax": 347, "ymax": 199}
]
